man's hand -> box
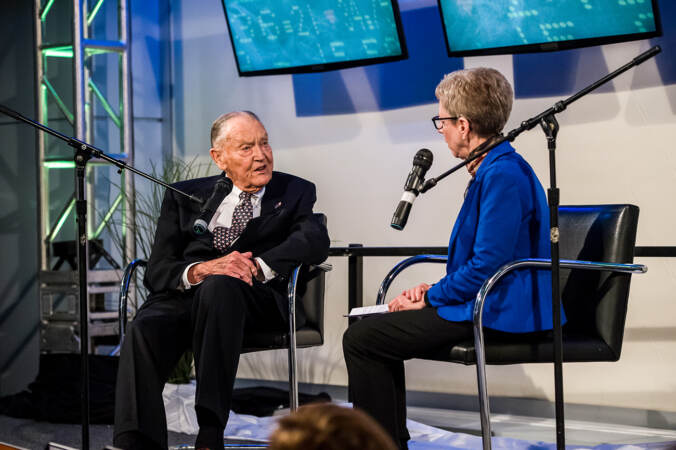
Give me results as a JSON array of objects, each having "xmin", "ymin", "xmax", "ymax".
[{"xmin": 188, "ymin": 251, "xmax": 259, "ymax": 286}]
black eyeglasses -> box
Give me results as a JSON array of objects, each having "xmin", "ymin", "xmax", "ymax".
[{"xmin": 431, "ymin": 115, "xmax": 459, "ymax": 130}]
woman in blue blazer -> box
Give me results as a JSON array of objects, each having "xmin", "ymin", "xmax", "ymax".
[{"xmin": 343, "ymin": 68, "xmax": 559, "ymax": 450}]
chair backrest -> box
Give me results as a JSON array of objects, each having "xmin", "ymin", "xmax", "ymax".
[
  {"xmin": 558, "ymin": 204, "xmax": 639, "ymax": 360},
  {"xmin": 296, "ymin": 213, "xmax": 328, "ymax": 340}
]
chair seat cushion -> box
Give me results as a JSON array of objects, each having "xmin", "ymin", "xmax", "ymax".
[
  {"xmin": 242, "ymin": 327, "xmax": 323, "ymax": 353},
  {"xmin": 428, "ymin": 330, "xmax": 618, "ymax": 365}
]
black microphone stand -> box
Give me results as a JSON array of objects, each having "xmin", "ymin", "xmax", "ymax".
[
  {"xmin": 0, "ymin": 103, "xmax": 202, "ymax": 450},
  {"xmin": 420, "ymin": 45, "xmax": 661, "ymax": 450}
]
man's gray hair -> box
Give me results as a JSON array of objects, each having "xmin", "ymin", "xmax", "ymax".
[
  {"xmin": 210, "ymin": 110, "xmax": 263, "ymax": 147},
  {"xmin": 435, "ymin": 68, "xmax": 513, "ymax": 138}
]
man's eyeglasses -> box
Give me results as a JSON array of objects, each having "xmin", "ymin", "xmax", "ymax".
[{"xmin": 431, "ymin": 115, "xmax": 458, "ymax": 130}]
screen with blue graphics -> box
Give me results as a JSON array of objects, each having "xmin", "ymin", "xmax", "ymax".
[
  {"xmin": 222, "ymin": 0, "xmax": 407, "ymax": 75},
  {"xmin": 438, "ymin": 0, "xmax": 661, "ymax": 56}
]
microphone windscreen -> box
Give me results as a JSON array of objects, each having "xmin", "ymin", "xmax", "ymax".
[
  {"xmin": 413, "ymin": 148, "xmax": 433, "ymax": 170},
  {"xmin": 215, "ymin": 177, "xmax": 233, "ymax": 192}
]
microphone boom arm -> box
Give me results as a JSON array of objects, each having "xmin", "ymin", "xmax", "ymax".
[
  {"xmin": 420, "ymin": 45, "xmax": 661, "ymax": 194},
  {"xmin": 0, "ymin": 103, "xmax": 204, "ymax": 204}
]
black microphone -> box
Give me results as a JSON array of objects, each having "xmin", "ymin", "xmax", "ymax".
[
  {"xmin": 391, "ymin": 149, "xmax": 433, "ymax": 230},
  {"xmin": 193, "ymin": 177, "xmax": 233, "ymax": 235}
]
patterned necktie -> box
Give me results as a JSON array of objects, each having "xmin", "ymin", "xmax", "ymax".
[{"xmin": 213, "ymin": 191, "xmax": 254, "ymax": 253}]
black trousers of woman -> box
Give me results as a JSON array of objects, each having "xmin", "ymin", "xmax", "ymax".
[
  {"xmin": 113, "ymin": 275, "xmax": 286, "ymax": 450},
  {"xmin": 343, "ymin": 307, "xmax": 474, "ymax": 450}
]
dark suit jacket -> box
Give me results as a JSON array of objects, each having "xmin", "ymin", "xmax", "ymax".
[{"xmin": 143, "ymin": 170, "xmax": 330, "ymax": 321}]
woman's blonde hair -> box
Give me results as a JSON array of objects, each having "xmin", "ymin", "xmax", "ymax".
[{"xmin": 435, "ymin": 67, "xmax": 513, "ymax": 137}]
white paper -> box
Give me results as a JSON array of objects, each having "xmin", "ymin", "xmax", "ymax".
[{"xmin": 347, "ymin": 303, "xmax": 389, "ymax": 317}]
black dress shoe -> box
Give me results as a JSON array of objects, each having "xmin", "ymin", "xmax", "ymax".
[
  {"xmin": 113, "ymin": 431, "xmax": 162, "ymax": 450},
  {"xmin": 195, "ymin": 423, "xmax": 224, "ymax": 450}
]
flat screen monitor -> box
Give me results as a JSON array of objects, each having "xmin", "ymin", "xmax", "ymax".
[
  {"xmin": 437, "ymin": 0, "xmax": 662, "ymax": 56},
  {"xmin": 222, "ymin": 0, "xmax": 408, "ymax": 76}
]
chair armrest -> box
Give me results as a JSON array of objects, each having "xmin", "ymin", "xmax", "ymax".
[
  {"xmin": 286, "ymin": 261, "xmax": 332, "ymax": 310},
  {"xmin": 375, "ymin": 255, "xmax": 646, "ymax": 310},
  {"xmin": 113, "ymin": 259, "xmax": 147, "ymax": 355},
  {"xmin": 314, "ymin": 262, "xmax": 333, "ymax": 272},
  {"xmin": 376, "ymin": 255, "xmax": 447, "ymax": 305},
  {"xmin": 473, "ymin": 258, "xmax": 647, "ymax": 328},
  {"xmin": 287, "ymin": 261, "xmax": 332, "ymax": 307}
]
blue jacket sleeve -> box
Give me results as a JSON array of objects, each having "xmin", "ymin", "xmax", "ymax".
[{"xmin": 427, "ymin": 163, "xmax": 529, "ymax": 307}]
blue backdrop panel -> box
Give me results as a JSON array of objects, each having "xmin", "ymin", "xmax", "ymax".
[
  {"xmin": 651, "ymin": 0, "xmax": 675, "ymax": 85},
  {"xmin": 513, "ymin": 46, "xmax": 612, "ymax": 98},
  {"xmin": 292, "ymin": 71, "xmax": 355, "ymax": 116},
  {"xmin": 293, "ymin": 6, "xmax": 462, "ymax": 116},
  {"xmin": 363, "ymin": 7, "xmax": 463, "ymax": 111}
]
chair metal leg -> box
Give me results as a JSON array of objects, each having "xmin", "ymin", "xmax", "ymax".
[
  {"xmin": 473, "ymin": 320, "xmax": 492, "ymax": 450},
  {"xmin": 287, "ymin": 265, "xmax": 301, "ymax": 412}
]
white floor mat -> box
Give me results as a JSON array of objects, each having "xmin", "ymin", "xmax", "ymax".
[{"xmin": 162, "ymin": 383, "xmax": 676, "ymax": 450}]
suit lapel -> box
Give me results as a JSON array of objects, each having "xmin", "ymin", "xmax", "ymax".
[
  {"xmin": 237, "ymin": 173, "xmax": 286, "ymax": 246},
  {"xmin": 260, "ymin": 173, "xmax": 285, "ymax": 216},
  {"xmin": 260, "ymin": 191, "xmax": 284, "ymax": 217}
]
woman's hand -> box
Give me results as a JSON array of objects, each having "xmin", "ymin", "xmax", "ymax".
[
  {"xmin": 388, "ymin": 294, "xmax": 427, "ymax": 312},
  {"xmin": 401, "ymin": 283, "xmax": 431, "ymax": 302},
  {"xmin": 388, "ymin": 283, "xmax": 431, "ymax": 312}
]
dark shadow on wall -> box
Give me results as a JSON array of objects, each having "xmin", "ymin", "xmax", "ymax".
[
  {"xmin": 513, "ymin": 46, "xmax": 613, "ymax": 99},
  {"xmin": 0, "ymin": 0, "xmax": 40, "ymax": 396},
  {"xmin": 646, "ymin": 0, "xmax": 676, "ymax": 88}
]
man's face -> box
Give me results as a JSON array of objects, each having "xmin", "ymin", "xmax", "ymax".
[{"xmin": 210, "ymin": 115, "xmax": 274, "ymax": 192}]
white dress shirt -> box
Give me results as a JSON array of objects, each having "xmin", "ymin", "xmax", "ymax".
[{"xmin": 180, "ymin": 184, "xmax": 277, "ymax": 289}]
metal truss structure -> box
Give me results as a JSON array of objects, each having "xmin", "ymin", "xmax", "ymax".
[{"xmin": 34, "ymin": 0, "xmax": 135, "ymax": 353}]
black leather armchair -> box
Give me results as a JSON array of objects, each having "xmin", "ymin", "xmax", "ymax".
[{"xmin": 376, "ymin": 205, "xmax": 647, "ymax": 450}]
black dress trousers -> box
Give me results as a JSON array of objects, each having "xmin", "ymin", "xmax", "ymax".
[
  {"xmin": 342, "ymin": 307, "xmax": 474, "ymax": 450},
  {"xmin": 114, "ymin": 275, "xmax": 286, "ymax": 449}
]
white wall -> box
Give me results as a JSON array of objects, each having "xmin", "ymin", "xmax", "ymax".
[{"xmin": 161, "ymin": 0, "xmax": 676, "ymax": 414}]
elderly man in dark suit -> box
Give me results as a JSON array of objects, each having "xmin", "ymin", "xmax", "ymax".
[{"xmin": 113, "ymin": 111, "xmax": 330, "ymax": 450}]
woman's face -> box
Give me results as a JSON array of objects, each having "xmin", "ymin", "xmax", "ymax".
[{"xmin": 437, "ymin": 102, "xmax": 470, "ymax": 159}]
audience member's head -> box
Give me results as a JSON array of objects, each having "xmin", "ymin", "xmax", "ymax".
[{"xmin": 268, "ymin": 403, "xmax": 398, "ymax": 450}]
